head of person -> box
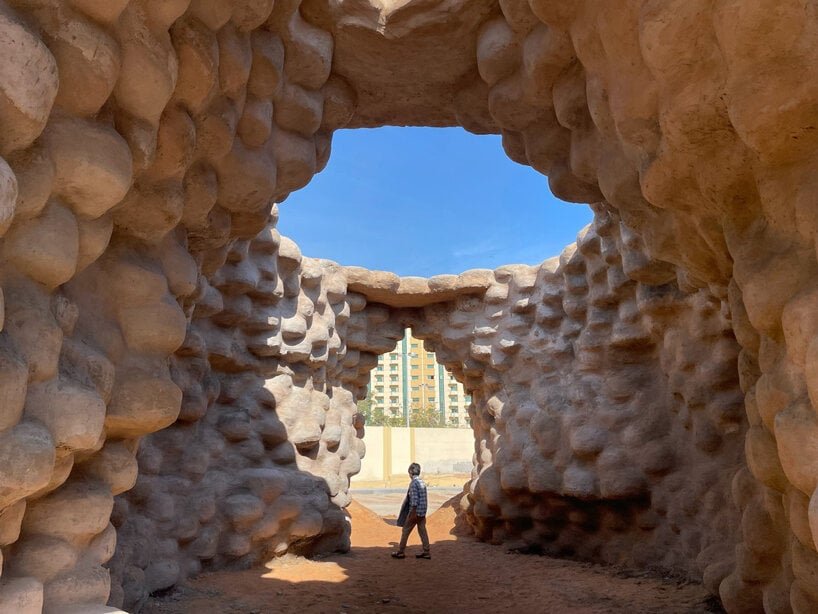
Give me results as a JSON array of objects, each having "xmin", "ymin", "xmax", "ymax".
[{"xmin": 408, "ymin": 463, "xmax": 421, "ymax": 477}]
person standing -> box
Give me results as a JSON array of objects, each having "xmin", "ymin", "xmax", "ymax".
[{"xmin": 391, "ymin": 463, "xmax": 431, "ymax": 559}]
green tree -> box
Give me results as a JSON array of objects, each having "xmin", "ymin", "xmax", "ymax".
[
  {"xmin": 408, "ymin": 404, "xmax": 443, "ymax": 428},
  {"xmin": 372, "ymin": 407, "xmax": 404, "ymax": 427},
  {"xmin": 358, "ymin": 393, "xmax": 459, "ymax": 428},
  {"xmin": 356, "ymin": 391, "xmax": 372, "ymax": 416},
  {"xmin": 357, "ymin": 392, "xmax": 403, "ymax": 427}
]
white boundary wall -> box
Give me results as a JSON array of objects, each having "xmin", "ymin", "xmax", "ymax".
[{"xmin": 355, "ymin": 426, "xmax": 474, "ymax": 483}]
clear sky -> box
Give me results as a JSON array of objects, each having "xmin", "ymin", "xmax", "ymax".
[{"xmin": 277, "ymin": 127, "xmax": 593, "ymax": 277}]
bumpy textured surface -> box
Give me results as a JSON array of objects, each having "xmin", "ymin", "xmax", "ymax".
[
  {"xmin": 107, "ymin": 227, "xmax": 393, "ymax": 611},
  {"xmin": 0, "ymin": 1, "xmax": 816, "ymax": 613},
  {"xmin": 407, "ymin": 209, "xmax": 745, "ymax": 581}
]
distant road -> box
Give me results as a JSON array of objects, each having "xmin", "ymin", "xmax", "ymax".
[{"xmin": 350, "ymin": 486, "xmax": 463, "ymax": 517}]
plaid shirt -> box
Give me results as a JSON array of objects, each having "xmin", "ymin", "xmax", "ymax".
[{"xmin": 408, "ymin": 475, "xmax": 428, "ymax": 517}]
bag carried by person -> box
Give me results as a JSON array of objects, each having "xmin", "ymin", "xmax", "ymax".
[{"xmin": 397, "ymin": 494, "xmax": 411, "ymax": 527}]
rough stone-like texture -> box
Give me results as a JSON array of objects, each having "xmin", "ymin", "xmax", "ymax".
[
  {"xmin": 0, "ymin": 0, "xmax": 347, "ymax": 611},
  {"xmin": 0, "ymin": 1, "xmax": 817, "ymax": 613},
  {"xmin": 329, "ymin": 207, "xmax": 748, "ymax": 598},
  {"xmin": 402, "ymin": 209, "xmax": 745, "ymax": 586},
  {"xmin": 107, "ymin": 226, "xmax": 404, "ymax": 611}
]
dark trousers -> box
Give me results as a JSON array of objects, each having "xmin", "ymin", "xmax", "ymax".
[{"xmin": 398, "ymin": 510, "xmax": 430, "ymax": 552}]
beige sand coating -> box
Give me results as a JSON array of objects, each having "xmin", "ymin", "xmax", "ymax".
[{"xmin": 0, "ymin": 1, "xmax": 815, "ymax": 612}]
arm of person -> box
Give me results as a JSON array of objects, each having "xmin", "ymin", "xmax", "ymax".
[{"xmin": 409, "ymin": 479, "xmax": 419, "ymax": 509}]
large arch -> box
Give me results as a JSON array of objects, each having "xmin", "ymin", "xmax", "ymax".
[{"xmin": 0, "ymin": 1, "xmax": 813, "ymax": 612}]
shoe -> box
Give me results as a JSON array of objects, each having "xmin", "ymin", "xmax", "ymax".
[
  {"xmin": 390, "ymin": 552, "xmax": 405, "ymax": 559},
  {"xmin": 415, "ymin": 552, "xmax": 431, "ymax": 559}
]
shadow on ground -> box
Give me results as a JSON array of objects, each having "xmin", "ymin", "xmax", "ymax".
[{"xmin": 143, "ymin": 500, "xmax": 723, "ymax": 614}]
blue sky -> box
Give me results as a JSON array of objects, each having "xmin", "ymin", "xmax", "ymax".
[{"xmin": 277, "ymin": 127, "xmax": 593, "ymax": 277}]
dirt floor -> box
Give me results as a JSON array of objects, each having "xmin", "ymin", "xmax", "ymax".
[{"xmin": 144, "ymin": 499, "xmax": 721, "ymax": 614}]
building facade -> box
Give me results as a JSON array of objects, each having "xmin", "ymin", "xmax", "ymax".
[{"xmin": 370, "ymin": 329, "xmax": 472, "ymax": 427}]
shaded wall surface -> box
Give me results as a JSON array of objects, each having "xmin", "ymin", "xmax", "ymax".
[{"xmin": 0, "ymin": 1, "xmax": 816, "ymax": 614}]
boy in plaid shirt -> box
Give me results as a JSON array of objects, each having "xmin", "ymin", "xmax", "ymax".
[{"xmin": 391, "ymin": 463, "xmax": 431, "ymax": 559}]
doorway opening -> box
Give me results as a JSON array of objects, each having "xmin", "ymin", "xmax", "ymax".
[{"xmin": 351, "ymin": 327, "xmax": 473, "ymax": 512}]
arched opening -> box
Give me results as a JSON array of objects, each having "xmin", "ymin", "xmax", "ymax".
[
  {"xmin": 277, "ymin": 126, "xmax": 592, "ymax": 275},
  {"xmin": 359, "ymin": 327, "xmax": 473, "ymax": 430},
  {"xmin": 0, "ymin": 0, "xmax": 809, "ymax": 612},
  {"xmin": 350, "ymin": 326, "xmax": 475, "ymax": 520}
]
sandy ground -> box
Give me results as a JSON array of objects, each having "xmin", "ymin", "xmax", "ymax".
[{"xmin": 144, "ymin": 499, "xmax": 722, "ymax": 614}]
